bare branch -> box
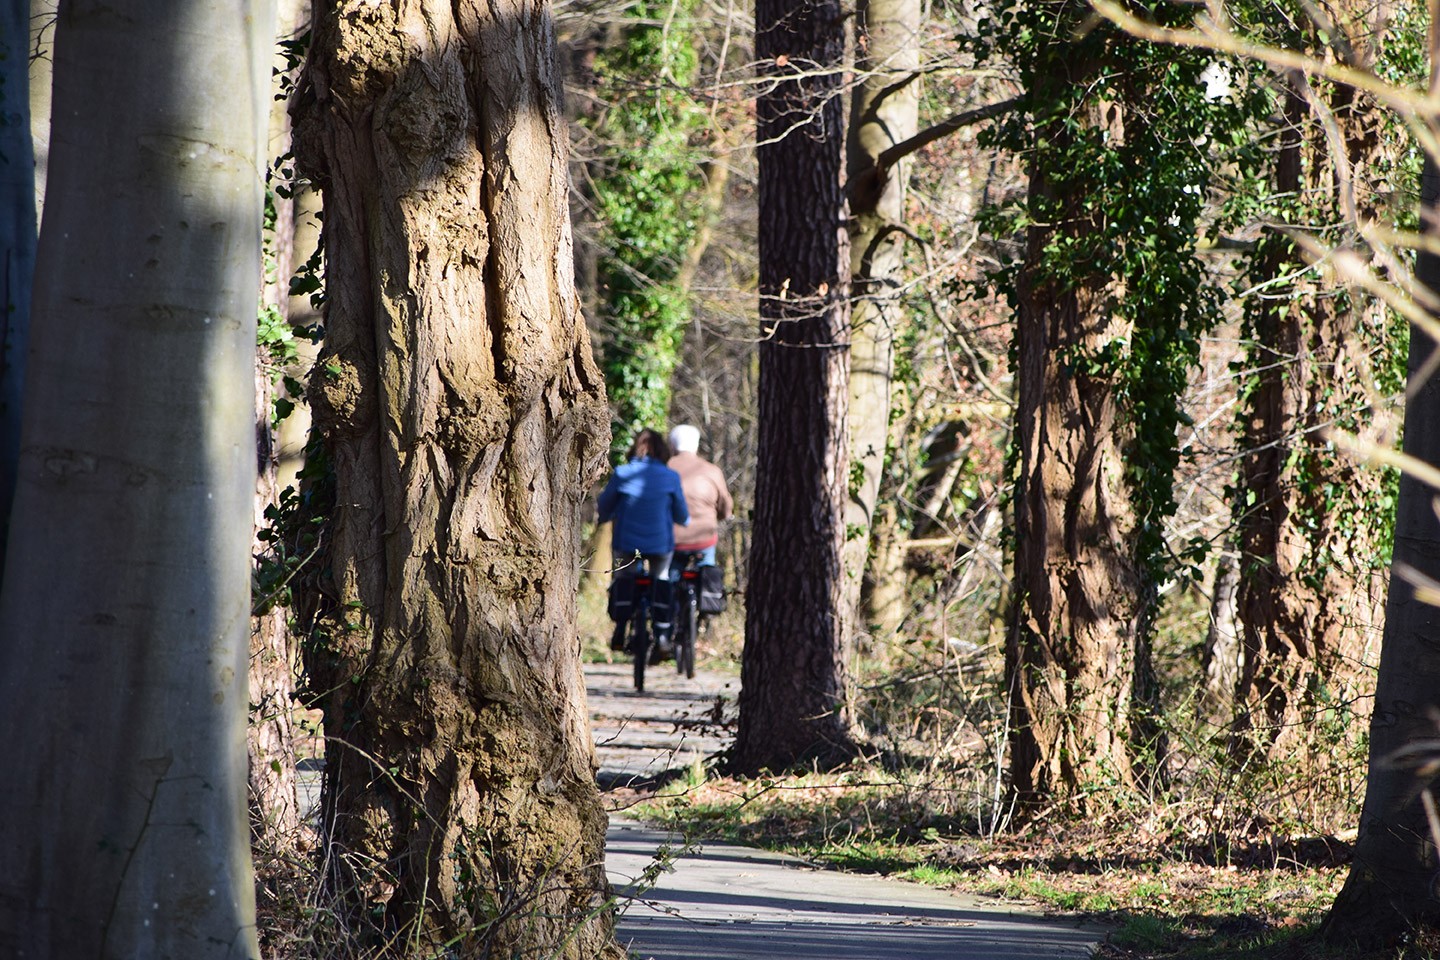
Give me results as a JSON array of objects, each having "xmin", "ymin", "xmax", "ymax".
[{"xmin": 875, "ymin": 96, "xmax": 1023, "ymax": 171}]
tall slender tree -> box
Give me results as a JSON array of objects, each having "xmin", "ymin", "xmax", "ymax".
[
  {"xmin": 842, "ymin": 0, "xmax": 920, "ymax": 635},
  {"xmin": 247, "ymin": 0, "xmax": 312, "ymax": 849},
  {"xmin": 732, "ymin": 0, "xmax": 857, "ymax": 773},
  {"xmin": 0, "ymin": 1, "xmax": 274, "ymax": 954},
  {"xmin": 291, "ymin": 1, "xmax": 622, "ymax": 955}
]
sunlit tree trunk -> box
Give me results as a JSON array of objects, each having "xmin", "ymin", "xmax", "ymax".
[
  {"xmin": 292, "ymin": 2, "xmax": 621, "ymax": 955},
  {"xmin": 733, "ymin": 0, "xmax": 857, "ymax": 773},
  {"xmin": 247, "ymin": 0, "xmax": 310, "ymax": 849},
  {"xmin": 1006, "ymin": 36, "xmax": 1144, "ymax": 807},
  {"xmin": 842, "ymin": 0, "xmax": 920, "ymax": 633},
  {"xmin": 1201, "ymin": 549, "xmax": 1242, "ymax": 716},
  {"xmin": 0, "ymin": 1, "xmax": 273, "ymax": 955},
  {"xmin": 1231, "ymin": 36, "xmax": 1388, "ymax": 787},
  {"xmin": 29, "ymin": 0, "xmax": 54, "ymax": 222}
]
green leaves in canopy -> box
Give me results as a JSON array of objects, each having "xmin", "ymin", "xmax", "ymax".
[{"xmin": 588, "ymin": 0, "xmax": 708, "ymax": 457}]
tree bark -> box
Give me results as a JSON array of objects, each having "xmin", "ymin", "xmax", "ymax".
[
  {"xmin": 0, "ymin": 1, "xmax": 273, "ymax": 955},
  {"xmin": 1322, "ymin": 151, "xmax": 1440, "ymax": 941},
  {"xmin": 1321, "ymin": 0, "xmax": 1440, "ymax": 912},
  {"xmin": 292, "ymin": 2, "xmax": 620, "ymax": 955},
  {"xmin": 28, "ymin": 0, "xmax": 55, "ymax": 220},
  {"xmin": 732, "ymin": 0, "xmax": 857, "ymax": 773},
  {"xmin": 247, "ymin": 0, "xmax": 310, "ymax": 851},
  {"xmin": 250, "ymin": 367, "xmax": 303, "ymax": 846},
  {"xmin": 842, "ymin": 0, "xmax": 921, "ymax": 629},
  {"xmin": 1201, "ymin": 549, "xmax": 1242, "ymax": 718},
  {"xmin": 1231, "ymin": 75, "xmax": 1387, "ymax": 775},
  {"xmin": 1006, "ymin": 42, "xmax": 1145, "ymax": 807}
]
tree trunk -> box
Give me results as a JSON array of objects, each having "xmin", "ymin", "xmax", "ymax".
[
  {"xmin": 291, "ymin": 2, "xmax": 620, "ymax": 955},
  {"xmin": 861, "ymin": 498, "xmax": 910, "ymax": 640},
  {"xmin": 250, "ymin": 365, "xmax": 303, "ymax": 845},
  {"xmin": 732, "ymin": 0, "xmax": 857, "ymax": 773},
  {"xmin": 28, "ymin": 0, "xmax": 55, "ymax": 216},
  {"xmin": 1231, "ymin": 77, "xmax": 1387, "ymax": 776},
  {"xmin": 0, "ymin": 0, "xmax": 37, "ymax": 570},
  {"xmin": 1322, "ymin": 152, "xmax": 1440, "ymax": 941},
  {"xmin": 1006, "ymin": 46, "xmax": 1145, "ymax": 807},
  {"xmin": 842, "ymin": 0, "xmax": 921, "ymax": 627},
  {"xmin": 1201, "ymin": 548, "xmax": 1242, "ymax": 718},
  {"xmin": 247, "ymin": 0, "xmax": 309, "ymax": 850},
  {"xmin": 1321, "ymin": 0, "xmax": 1440, "ymax": 910},
  {"xmin": 0, "ymin": 1, "xmax": 273, "ymax": 955}
]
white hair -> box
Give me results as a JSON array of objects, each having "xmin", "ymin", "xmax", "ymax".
[{"xmin": 669, "ymin": 424, "xmax": 701, "ymax": 454}]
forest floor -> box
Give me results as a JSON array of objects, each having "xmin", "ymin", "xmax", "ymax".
[{"xmin": 583, "ymin": 642, "xmax": 1431, "ymax": 960}]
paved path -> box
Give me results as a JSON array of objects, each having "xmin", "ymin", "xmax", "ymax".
[
  {"xmin": 586, "ymin": 660, "xmax": 1108, "ymax": 959},
  {"xmin": 586, "ymin": 660, "xmax": 736, "ymax": 789},
  {"xmin": 607, "ymin": 820, "xmax": 1103, "ymax": 960}
]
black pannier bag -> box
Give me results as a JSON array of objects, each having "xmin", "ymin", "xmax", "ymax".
[
  {"xmin": 698, "ymin": 564, "xmax": 726, "ymax": 615},
  {"xmin": 607, "ymin": 572, "xmax": 637, "ymax": 623},
  {"xmin": 649, "ymin": 576, "xmax": 675, "ymax": 634}
]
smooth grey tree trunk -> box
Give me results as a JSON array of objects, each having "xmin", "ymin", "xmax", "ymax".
[
  {"xmin": 29, "ymin": 0, "xmax": 55, "ymax": 222},
  {"xmin": 0, "ymin": 2, "xmax": 275, "ymax": 957}
]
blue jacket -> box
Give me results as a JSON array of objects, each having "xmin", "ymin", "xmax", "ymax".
[{"xmin": 597, "ymin": 457, "xmax": 689, "ymax": 556}]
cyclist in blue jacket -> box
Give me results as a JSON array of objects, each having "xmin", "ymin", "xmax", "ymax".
[{"xmin": 598, "ymin": 428, "xmax": 689, "ymax": 651}]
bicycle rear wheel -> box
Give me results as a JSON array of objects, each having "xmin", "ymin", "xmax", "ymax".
[
  {"xmin": 632, "ymin": 615, "xmax": 650, "ymax": 692},
  {"xmin": 677, "ymin": 590, "xmax": 697, "ymax": 679}
]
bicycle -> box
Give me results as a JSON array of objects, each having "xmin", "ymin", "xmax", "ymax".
[
  {"xmin": 670, "ymin": 551, "xmax": 704, "ymax": 680},
  {"xmin": 617, "ymin": 559, "xmax": 671, "ymax": 693}
]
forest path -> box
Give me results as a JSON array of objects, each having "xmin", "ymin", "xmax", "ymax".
[
  {"xmin": 584, "ymin": 660, "xmax": 1109, "ymax": 960},
  {"xmin": 586, "ymin": 658, "xmax": 737, "ymax": 789}
]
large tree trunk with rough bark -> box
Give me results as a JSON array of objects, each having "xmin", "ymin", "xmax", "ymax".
[
  {"xmin": 1006, "ymin": 45, "xmax": 1145, "ymax": 808},
  {"xmin": 842, "ymin": 0, "xmax": 920, "ymax": 635},
  {"xmin": 0, "ymin": 1, "xmax": 272, "ymax": 955},
  {"xmin": 732, "ymin": 0, "xmax": 857, "ymax": 773},
  {"xmin": 1231, "ymin": 48, "xmax": 1387, "ymax": 794},
  {"xmin": 291, "ymin": 2, "xmax": 620, "ymax": 956}
]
